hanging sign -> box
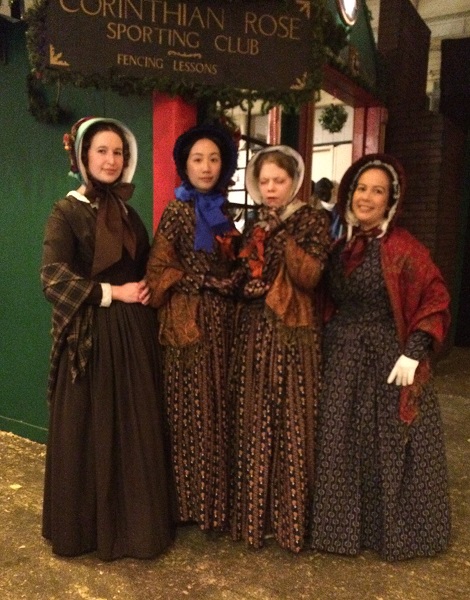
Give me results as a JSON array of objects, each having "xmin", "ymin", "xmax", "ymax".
[{"xmin": 38, "ymin": 0, "xmax": 317, "ymax": 93}]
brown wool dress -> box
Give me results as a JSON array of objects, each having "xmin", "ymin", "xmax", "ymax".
[
  {"xmin": 229, "ymin": 204, "xmax": 330, "ymax": 553},
  {"xmin": 42, "ymin": 197, "xmax": 175, "ymax": 560}
]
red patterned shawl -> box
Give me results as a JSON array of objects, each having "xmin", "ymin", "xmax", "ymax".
[
  {"xmin": 381, "ymin": 228, "xmax": 450, "ymax": 423},
  {"xmin": 322, "ymin": 227, "xmax": 451, "ymax": 423}
]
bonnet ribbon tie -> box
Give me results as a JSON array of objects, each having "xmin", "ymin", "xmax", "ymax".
[
  {"xmin": 341, "ymin": 226, "xmax": 383, "ymax": 277},
  {"xmin": 84, "ymin": 180, "xmax": 137, "ymax": 276}
]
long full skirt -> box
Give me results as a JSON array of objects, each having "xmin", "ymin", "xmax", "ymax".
[
  {"xmin": 311, "ymin": 315, "xmax": 451, "ymax": 561},
  {"xmin": 162, "ymin": 292, "xmax": 235, "ymax": 531},
  {"xmin": 230, "ymin": 301, "xmax": 320, "ymax": 552},
  {"xmin": 42, "ymin": 302, "xmax": 175, "ymax": 560}
]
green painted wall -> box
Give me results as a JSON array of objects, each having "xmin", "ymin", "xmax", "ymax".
[{"xmin": 0, "ymin": 22, "xmax": 154, "ymax": 443}]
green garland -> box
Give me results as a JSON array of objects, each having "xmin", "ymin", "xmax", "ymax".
[
  {"xmin": 25, "ymin": 0, "xmax": 329, "ymax": 124},
  {"xmin": 323, "ymin": 3, "xmax": 387, "ymax": 102}
]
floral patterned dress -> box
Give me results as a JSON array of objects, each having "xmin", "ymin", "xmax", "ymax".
[
  {"xmin": 147, "ymin": 199, "xmax": 237, "ymax": 531},
  {"xmin": 229, "ymin": 203, "xmax": 330, "ymax": 553},
  {"xmin": 311, "ymin": 238, "xmax": 451, "ymax": 561}
]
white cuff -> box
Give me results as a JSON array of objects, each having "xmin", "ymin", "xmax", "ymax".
[{"xmin": 100, "ymin": 283, "xmax": 112, "ymax": 307}]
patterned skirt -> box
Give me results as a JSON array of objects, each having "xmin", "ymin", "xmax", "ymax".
[
  {"xmin": 163, "ymin": 292, "xmax": 235, "ymax": 531},
  {"xmin": 311, "ymin": 314, "xmax": 451, "ymax": 561},
  {"xmin": 229, "ymin": 300, "xmax": 320, "ymax": 553}
]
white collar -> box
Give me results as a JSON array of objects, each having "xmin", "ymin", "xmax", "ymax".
[{"xmin": 67, "ymin": 190, "xmax": 90, "ymax": 203}]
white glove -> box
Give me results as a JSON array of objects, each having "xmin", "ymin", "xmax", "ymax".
[{"xmin": 387, "ymin": 354, "xmax": 419, "ymax": 386}]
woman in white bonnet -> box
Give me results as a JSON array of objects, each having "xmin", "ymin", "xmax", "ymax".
[
  {"xmin": 311, "ymin": 153, "xmax": 451, "ymax": 561},
  {"xmin": 229, "ymin": 145, "xmax": 330, "ymax": 553},
  {"xmin": 41, "ymin": 117, "xmax": 175, "ymax": 560}
]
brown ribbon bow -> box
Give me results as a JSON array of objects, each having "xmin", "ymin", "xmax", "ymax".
[{"xmin": 84, "ymin": 180, "xmax": 137, "ymax": 277}]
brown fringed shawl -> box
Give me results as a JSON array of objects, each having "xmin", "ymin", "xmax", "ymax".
[
  {"xmin": 266, "ymin": 236, "xmax": 325, "ymax": 330},
  {"xmin": 146, "ymin": 232, "xmax": 201, "ymax": 347}
]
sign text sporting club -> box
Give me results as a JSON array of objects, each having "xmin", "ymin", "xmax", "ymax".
[{"xmin": 45, "ymin": 0, "xmax": 316, "ymax": 92}]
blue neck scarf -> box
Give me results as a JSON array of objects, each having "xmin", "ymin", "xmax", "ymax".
[{"xmin": 175, "ymin": 182, "xmax": 232, "ymax": 252}]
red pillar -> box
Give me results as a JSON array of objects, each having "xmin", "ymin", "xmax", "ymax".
[
  {"xmin": 352, "ymin": 106, "xmax": 388, "ymax": 160},
  {"xmin": 352, "ymin": 107, "xmax": 366, "ymax": 162},
  {"xmin": 152, "ymin": 93, "xmax": 197, "ymax": 231}
]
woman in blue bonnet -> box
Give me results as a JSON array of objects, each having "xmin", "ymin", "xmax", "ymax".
[
  {"xmin": 41, "ymin": 117, "xmax": 175, "ymax": 560},
  {"xmin": 146, "ymin": 122, "xmax": 239, "ymax": 532}
]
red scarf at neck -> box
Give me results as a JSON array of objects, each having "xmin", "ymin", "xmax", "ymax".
[{"xmin": 341, "ymin": 226, "xmax": 383, "ymax": 277}]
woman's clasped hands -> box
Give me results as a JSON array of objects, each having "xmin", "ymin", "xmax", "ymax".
[{"xmin": 112, "ymin": 280, "xmax": 151, "ymax": 304}]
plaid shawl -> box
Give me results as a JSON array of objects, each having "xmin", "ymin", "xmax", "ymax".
[{"xmin": 41, "ymin": 262, "xmax": 95, "ymax": 402}]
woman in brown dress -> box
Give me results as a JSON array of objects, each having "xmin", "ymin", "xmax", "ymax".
[
  {"xmin": 41, "ymin": 117, "xmax": 175, "ymax": 560},
  {"xmin": 146, "ymin": 123, "xmax": 239, "ymax": 532},
  {"xmin": 229, "ymin": 146, "xmax": 330, "ymax": 552}
]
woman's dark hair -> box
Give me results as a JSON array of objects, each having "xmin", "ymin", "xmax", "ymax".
[
  {"xmin": 81, "ymin": 121, "xmax": 130, "ymax": 172},
  {"xmin": 253, "ymin": 150, "xmax": 297, "ymax": 181},
  {"xmin": 182, "ymin": 134, "xmax": 221, "ymax": 166},
  {"xmin": 314, "ymin": 177, "xmax": 334, "ymax": 202},
  {"xmin": 173, "ymin": 124, "xmax": 238, "ymax": 190}
]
